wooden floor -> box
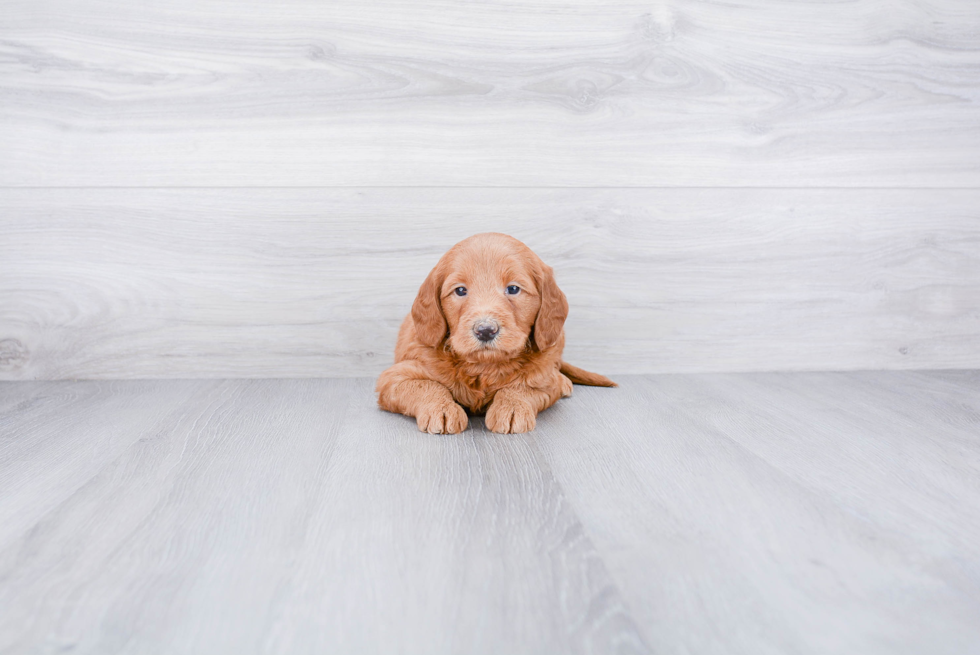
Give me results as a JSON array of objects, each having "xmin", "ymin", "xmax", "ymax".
[{"xmin": 1, "ymin": 371, "xmax": 978, "ymax": 654}]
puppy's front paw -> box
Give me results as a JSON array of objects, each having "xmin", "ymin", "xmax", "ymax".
[
  {"xmin": 416, "ymin": 402, "xmax": 468, "ymax": 434},
  {"xmin": 485, "ymin": 397, "xmax": 536, "ymax": 434}
]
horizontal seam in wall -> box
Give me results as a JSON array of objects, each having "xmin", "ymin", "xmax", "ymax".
[{"xmin": 3, "ymin": 186, "xmax": 980, "ymax": 191}]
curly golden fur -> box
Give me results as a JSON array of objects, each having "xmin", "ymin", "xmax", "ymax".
[{"xmin": 376, "ymin": 233, "xmax": 616, "ymax": 434}]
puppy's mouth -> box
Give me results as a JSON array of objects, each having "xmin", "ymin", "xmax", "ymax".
[
  {"xmin": 474, "ymin": 335, "xmax": 499, "ymax": 349},
  {"xmin": 469, "ymin": 334, "xmax": 503, "ymax": 357},
  {"xmin": 453, "ymin": 337, "xmax": 525, "ymax": 364},
  {"xmin": 464, "ymin": 340, "xmax": 513, "ymax": 363}
]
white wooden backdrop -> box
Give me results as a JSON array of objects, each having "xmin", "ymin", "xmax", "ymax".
[{"xmin": 1, "ymin": 0, "xmax": 978, "ymax": 379}]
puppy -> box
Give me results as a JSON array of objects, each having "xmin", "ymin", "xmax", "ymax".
[{"xmin": 376, "ymin": 233, "xmax": 616, "ymax": 434}]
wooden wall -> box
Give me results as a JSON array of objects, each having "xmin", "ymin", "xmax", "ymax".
[{"xmin": 1, "ymin": 0, "xmax": 978, "ymax": 379}]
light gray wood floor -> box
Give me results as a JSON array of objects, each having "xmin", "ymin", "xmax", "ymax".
[{"xmin": 1, "ymin": 372, "xmax": 978, "ymax": 654}]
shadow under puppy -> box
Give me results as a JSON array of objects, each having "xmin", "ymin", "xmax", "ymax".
[{"xmin": 377, "ymin": 233, "xmax": 615, "ymax": 434}]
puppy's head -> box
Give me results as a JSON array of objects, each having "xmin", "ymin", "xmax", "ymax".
[{"xmin": 411, "ymin": 233, "xmax": 568, "ymax": 361}]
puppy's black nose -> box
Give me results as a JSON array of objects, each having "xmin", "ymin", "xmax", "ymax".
[{"xmin": 474, "ymin": 321, "xmax": 499, "ymax": 342}]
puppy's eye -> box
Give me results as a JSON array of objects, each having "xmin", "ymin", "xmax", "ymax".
[
  {"xmin": 505, "ymin": 285, "xmax": 520, "ymax": 295},
  {"xmin": 454, "ymin": 286, "xmax": 467, "ymax": 297}
]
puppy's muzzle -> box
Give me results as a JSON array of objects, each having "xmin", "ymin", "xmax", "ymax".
[{"xmin": 473, "ymin": 319, "xmax": 500, "ymax": 343}]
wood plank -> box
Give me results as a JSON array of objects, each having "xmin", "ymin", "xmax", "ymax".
[
  {"xmin": 3, "ymin": 374, "xmax": 979, "ymax": 653},
  {"xmin": 0, "ymin": 380, "xmax": 217, "ymax": 550},
  {"xmin": 2, "ymin": 0, "xmax": 978, "ymax": 186},
  {"xmin": 0, "ymin": 378, "xmax": 649, "ymax": 654},
  {"xmin": 1, "ymin": 188, "xmax": 978, "ymax": 379},
  {"xmin": 534, "ymin": 372, "xmax": 980, "ymax": 654}
]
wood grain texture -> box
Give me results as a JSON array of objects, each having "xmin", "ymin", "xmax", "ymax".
[
  {"xmin": 534, "ymin": 371, "xmax": 980, "ymax": 655},
  {"xmin": 1, "ymin": 188, "xmax": 978, "ymax": 379},
  {"xmin": 2, "ymin": 0, "xmax": 978, "ymax": 186},
  {"xmin": 1, "ymin": 373, "xmax": 978, "ymax": 653},
  {"xmin": 0, "ymin": 378, "xmax": 648, "ymax": 655}
]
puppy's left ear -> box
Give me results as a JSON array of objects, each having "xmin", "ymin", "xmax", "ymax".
[{"xmin": 533, "ymin": 263, "xmax": 569, "ymax": 351}]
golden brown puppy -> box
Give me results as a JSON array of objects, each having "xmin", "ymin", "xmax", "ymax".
[{"xmin": 376, "ymin": 233, "xmax": 615, "ymax": 434}]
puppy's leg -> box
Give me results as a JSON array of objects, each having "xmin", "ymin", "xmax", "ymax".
[
  {"xmin": 376, "ymin": 361, "xmax": 468, "ymax": 434},
  {"xmin": 559, "ymin": 373, "xmax": 573, "ymax": 398},
  {"xmin": 485, "ymin": 378, "xmax": 567, "ymax": 434}
]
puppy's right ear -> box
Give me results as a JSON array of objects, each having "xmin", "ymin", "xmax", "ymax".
[{"xmin": 411, "ymin": 258, "xmax": 449, "ymax": 347}]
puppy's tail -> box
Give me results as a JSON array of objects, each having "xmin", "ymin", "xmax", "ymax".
[{"xmin": 560, "ymin": 361, "xmax": 618, "ymax": 388}]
